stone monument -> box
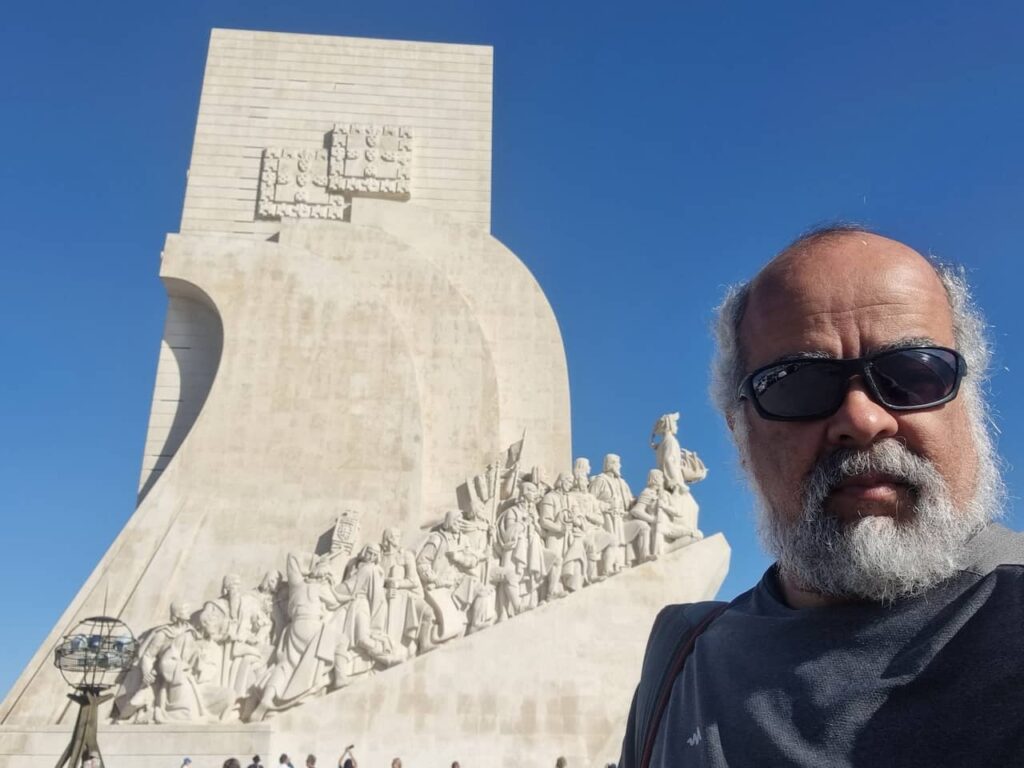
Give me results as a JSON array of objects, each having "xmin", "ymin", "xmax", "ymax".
[{"xmin": 0, "ymin": 29, "xmax": 729, "ymax": 767}]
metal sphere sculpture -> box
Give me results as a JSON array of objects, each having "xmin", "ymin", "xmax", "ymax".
[{"xmin": 52, "ymin": 616, "xmax": 137, "ymax": 768}]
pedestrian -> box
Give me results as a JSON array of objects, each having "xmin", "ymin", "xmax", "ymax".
[
  {"xmin": 181, "ymin": 759, "xmax": 193, "ymax": 768},
  {"xmin": 248, "ymin": 756, "xmax": 264, "ymax": 768},
  {"xmin": 338, "ymin": 745, "xmax": 356, "ymax": 768},
  {"xmin": 306, "ymin": 755, "xmax": 316, "ymax": 768},
  {"xmin": 556, "ymin": 758, "xmax": 567, "ymax": 768},
  {"xmin": 279, "ymin": 754, "xmax": 294, "ymax": 768},
  {"xmin": 391, "ymin": 759, "xmax": 402, "ymax": 768},
  {"xmin": 223, "ymin": 759, "xmax": 241, "ymax": 768}
]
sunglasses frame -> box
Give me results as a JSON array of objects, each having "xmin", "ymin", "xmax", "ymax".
[{"xmin": 737, "ymin": 345, "xmax": 967, "ymax": 422}]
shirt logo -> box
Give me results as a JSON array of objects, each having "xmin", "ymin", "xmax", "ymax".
[{"xmin": 687, "ymin": 728, "xmax": 702, "ymax": 747}]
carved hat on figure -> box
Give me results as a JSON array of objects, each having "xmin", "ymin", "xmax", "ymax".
[{"xmin": 619, "ymin": 225, "xmax": 1023, "ymax": 768}]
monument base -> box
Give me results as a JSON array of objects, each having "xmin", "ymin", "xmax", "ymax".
[{"xmin": 0, "ymin": 535, "xmax": 729, "ymax": 768}]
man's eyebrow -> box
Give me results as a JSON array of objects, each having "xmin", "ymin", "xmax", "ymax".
[
  {"xmin": 869, "ymin": 337, "xmax": 939, "ymax": 354},
  {"xmin": 764, "ymin": 350, "xmax": 834, "ymax": 367}
]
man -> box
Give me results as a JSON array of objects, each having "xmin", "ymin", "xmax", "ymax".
[
  {"xmin": 278, "ymin": 755, "xmax": 294, "ymax": 768},
  {"xmin": 620, "ymin": 226, "xmax": 1022, "ymax": 767},
  {"xmin": 246, "ymin": 756, "xmax": 263, "ymax": 768}
]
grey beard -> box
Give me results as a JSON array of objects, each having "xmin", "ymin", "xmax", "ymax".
[{"xmin": 759, "ymin": 440, "xmax": 995, "ymax": 603}]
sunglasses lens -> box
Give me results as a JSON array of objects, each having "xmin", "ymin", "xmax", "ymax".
[
  {"xmin": 871, "ymin": 348, "xmax": 960, "ymax": 407},
  {"xmin": 752, "ymin": 361, "xmax": 846, "ymax": 419}
]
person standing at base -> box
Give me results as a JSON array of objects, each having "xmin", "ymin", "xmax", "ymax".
[
  {"xmin": 337, "ymin": 745, "xmax": 356, "ymax": 768},
  {"xmin": 247, "ymin": 756, "xmax": 263, "ymax": 768},
  {"xmin": 619, "ymin": 225, "xmax": 1024, "ymax": 767},
  {"xmin": 278, "ymin": 754, "xmax": 294, "ymax": 768},
  {"xmin": 305, "ymin": 755, "xmax": 316, "ymax": 768}
]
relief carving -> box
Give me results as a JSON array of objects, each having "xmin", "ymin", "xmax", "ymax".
[
  {"xmin": 257, "ymin": 124, "xmax": 413, "ymax": 221},
  {"xmin": 111, "ymin": 415, "xmax": 709, "ymax": 724}
]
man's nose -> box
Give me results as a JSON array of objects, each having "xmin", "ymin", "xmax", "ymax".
[{"xmin": 824, "ymin": 378, "xmax": 899, "ymax": 448}]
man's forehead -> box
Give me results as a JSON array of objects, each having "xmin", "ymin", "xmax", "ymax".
[{"xmin": 740, "ymin": 233, "xmax": 955, "ymax": 363}]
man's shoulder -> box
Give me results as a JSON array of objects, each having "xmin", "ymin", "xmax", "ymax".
[{"xmin": 964, "ymin": 523, "xmax": 1024, "ymax": 575}]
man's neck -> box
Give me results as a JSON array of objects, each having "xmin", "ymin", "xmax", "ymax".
[{"xmin": 778, "ymin": 569, "xmax": 847, "ymax": 609}]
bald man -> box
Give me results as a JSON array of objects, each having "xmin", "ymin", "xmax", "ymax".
[{"xmin": 620, "ymin": 225, "xmax": 1023, "ymax": 768}]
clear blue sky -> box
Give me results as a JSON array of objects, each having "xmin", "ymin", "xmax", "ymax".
[{"xmin": 3, "ymin": 1, "xmax": 1023, "ymax": 701}]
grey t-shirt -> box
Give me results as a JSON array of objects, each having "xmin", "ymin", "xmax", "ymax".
[{"xmin": 649, "ymin": 524, "xmax": 1024, "ymax": 767}]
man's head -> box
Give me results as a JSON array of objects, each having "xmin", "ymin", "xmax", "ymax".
[
  {"xmin": 222, "ymin": 573, "xmax": 241, "ymax": 597},
  {"xmin": 442, "ymin": 510, "xmax": 461, "ymax": 533},
  {"xmin": 653, "ymin": 412, "xmax": 679, "ymax": 438},
  {"xmin": 278, "ymin": 756, "xmax": 288, "ymax": 766},
  {"xmin": 520, "ymin": 481, "xmax": 541, "ymax": 504},
  {"xmin": 555, "ymin": 472, "xmax": 573, "ymax": 493},
  {"xmin": 647, "ymin": 469, "xmax": 665, "ymax": 489},
  {"xmin": 391, "ymin": 759, "xmax": 402, "ymax": 768},
  {"xmin": 358, "ymin": 544, "xmax": 380, "ymax": 565},
  {"xmin": 305, "ymin": 755, "xmax": 316, "ymax": 767},
  {"xmin": 603, "ymin": 454, "xmax": 622, "ymax": 477},
  {"xmin": 573, "ymin": 457, "xmax": 591, "ymax": 486},
  {"xmin": 169, "ymin": 601, "xmax": 192, "ymax": 624},
  {"xmin": 712, "ymin": 226, "xmax": 1003, "ymax": 603},
  {"xmin": 381, "ymin": 526, "xmax": 401, "ymax": 551},
  {"xmin": 258, "ymin": 570, "xmax": 281, "ymax": 594}
]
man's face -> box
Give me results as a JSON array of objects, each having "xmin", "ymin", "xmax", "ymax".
[
  {"xmin": 737, "ymin": 234, "xmax": 979, "ymax": 537},
  {"xmin": 606, "ymin": 456, "xmax": 621, "ymax": 477}
]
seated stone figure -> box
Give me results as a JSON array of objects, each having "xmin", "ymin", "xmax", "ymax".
[{"xmin": 631, "ymin": 468, "xmax": 701, "ymax": 556}]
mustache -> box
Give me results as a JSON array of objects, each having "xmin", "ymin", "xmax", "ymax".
[{"xmin": 802, "ymin": 441, "xmax": 944, "ymax": 511}]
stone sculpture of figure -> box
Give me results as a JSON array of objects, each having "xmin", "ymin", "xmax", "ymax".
[
  {"xmin": 198, "ymin": 574, "xmax": 268, "ymax": 702},
  {"xmin": 114, "ymin": 602, "xmax": 215, "ymax": 723},
  {"xmin": 589, "ymin": 454, "xmax": 652, "ymax": 570},
  {"xmin": 256, "ymin": 570, "xmax": 287, "ymax": 649},
  {"xmin": 494, "ymin": 481, "xmax": 562, "ymax": 616},
  {"xmin": 250, "ymin": 553, "xmax": 347, "ymax": 721},
  {"xmin": 416, "ymin": 511, "xmax": 471, "ymax": 647},
  {"xmin": 539, "ymin": 473, "xmax": 590, "ymax": 592},
  {"xmin": 379, "ymin": 527, "xmax": 425, "ymax": 660},
  {"xmin": 569, "ymin": 460, "xmax": 618, "ymax": 583},
  {"xmin": 527, "ymin": 465, "xmax": 553, "ymax": 495},
  {"xmin": 331, "ymin": 544, "xmax": 401, "ymax": 685},
  {"xmin": 650, "ymin": 412, "xmax": 706, "ymax": 539},
  {"xmin": 632, "ymin": 468, "xmax": 701, "ymax": 555},
  {"xmin": 650, "ymin": 412, "xmax": 688, "ymax": 493},
  {"xmin": 456, "ymin": 505, "xmax": 497, "ymax": 633}
]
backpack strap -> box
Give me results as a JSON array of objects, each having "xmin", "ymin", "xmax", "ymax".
[{"xmin": 619, "ymin": 600, "xmax": 731, "ymax": 768}]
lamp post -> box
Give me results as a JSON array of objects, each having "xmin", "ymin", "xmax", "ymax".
[{"xmin": 53, "ymin": 616, "xmax": 137, "ymax": 768}]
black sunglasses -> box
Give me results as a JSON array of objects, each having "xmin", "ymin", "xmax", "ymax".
[{"xmin": 737, "ymin": 346, "xmax": 966, "ymax": 421}]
